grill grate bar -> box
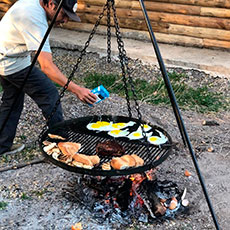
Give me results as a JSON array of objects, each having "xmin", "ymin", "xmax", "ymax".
[{"xmin": 41, "ymin": 116, "xmax": 172, "ymax": 176}]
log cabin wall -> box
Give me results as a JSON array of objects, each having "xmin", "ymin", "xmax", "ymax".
[{"xmin": 1, "ymin": 0, "xmax": 230, "ymax": 49}]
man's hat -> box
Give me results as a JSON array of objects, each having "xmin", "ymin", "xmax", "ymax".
[{"xmin": 55, "ymin": 0, "xmax": 81, "ymax": 22}]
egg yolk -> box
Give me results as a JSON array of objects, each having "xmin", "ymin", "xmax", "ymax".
[
  {"xmin": 110, "ymin": 130, "xmax": 121, "ymax": 135},
  {"xmin": 91, "ymin": 123, "xmax": 102, "ymax": 129},
  {"xmin": 133, "ymin": 132, "xmax": 141, "ymax": 137},
  {"xmin": 96, "ymin": 121, "xmax": 110, "ymax": 126},
  {"xmin": 149, "ymin": 137, "xmax": 158, "ymax": 142},
  {"xmin": 112, "ymin": 123, "xmax": 126, "ymax": 129}
]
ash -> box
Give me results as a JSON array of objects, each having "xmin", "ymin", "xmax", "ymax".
[{"xmin": 63, "ymin": 171, "xmax": 188, "ymax": 227}]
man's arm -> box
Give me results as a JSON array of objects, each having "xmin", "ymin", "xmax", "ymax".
[{"xmin": 37, "ymin": 51, "xmax": 97, "ymax": 105}]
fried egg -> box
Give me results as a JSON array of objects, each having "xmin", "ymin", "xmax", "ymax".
[
  {"xmin": 147, "ymin": 130, "xmax": 168, "ymax": 145},
  {"xmin": 108, "ymin": 129, "xmax": 129, "ymax": 138},
  {"xmin": 111, "ymin": 121, "xmax": 136, "ymax": 130},
  {"xmin": 127, "ymin": 129, "xmax": 152, "ymax": 140},
  {"xmin": 87, "ymin": 121, "xmax": 112, "ymax": 131},
  {"xmin": 140, "ymin": 124, "xmax": 152, "ymax": 132},
  {"xmin": 126, "ymin": 121, "xmax": 136, "ymax": 127},
  {"xmin": 111, "ymin": 122, "xmax": 128, "ymax": 129}
]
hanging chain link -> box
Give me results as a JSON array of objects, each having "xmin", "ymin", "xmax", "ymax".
[
  {"xmin": 111, "ymin": 2, "xmax": 143, "ymax": 120},
  {"xmin": 110, "ymin": 1, "xmax": 132, "ymax": 118},
  {"xmin": 38, "ymin": 3, "xmax": 108, "ymax": 142},
  {"xmin": 111, "ymin": 0, "xmax": 149, "ymax": 141},
  {"xmin": 107, "ymin": 0, "xmax": 111, "ymax": 63}
]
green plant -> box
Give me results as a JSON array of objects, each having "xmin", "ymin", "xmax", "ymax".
[
  {"xmin": 19, "ymin": 135, "xmax": 27, "ymax": 140},
  {"xmin": 32, "ymin": 189, "xmax": 47, "ymax": 198},
  {"xmin": 0, "ymin": 201, "xmax": 8, "ymax": 210},
  {"xmin": 84, "ymin": 71, "xmax": 226, "ymax": 113},
  {"xmin": 20, "ymin": 192, "xmax": 31, "ymax": 200}
]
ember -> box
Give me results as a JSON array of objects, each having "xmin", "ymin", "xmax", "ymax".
[{"xmin": 63, "ymin": 169, "xmax": 189, "ymax": 225}]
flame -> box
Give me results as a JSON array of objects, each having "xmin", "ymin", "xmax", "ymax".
[
  {"xmin": 136, "ymin": 194, "xmax": 144, "ymax": 206},
  {"xmin": 71, "ymin": 222, "xmax": 82, "ymax": 230},
  {"xmin": 105, "ymin": 199, "xmax": 110, "ymax": 204},
  {"xmin": 105, "ymin": 192, "xmax": 110, "ymax": 198},
  {"xmin": 145, "ymin": 168, "xmax": 157, "ymax": 181},
  {"xmin": 114, "ymin": 203, "xmax": 119, "ymax": 208},
  {"xmin": 130, "ymin": 176, "xmax": 135, "ymax": 181},
  {"xmin": 129, "ymin": 174, "xmax": 146, "ymax": 198}
]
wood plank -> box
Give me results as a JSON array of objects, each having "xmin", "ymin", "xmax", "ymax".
[
  {"xmin": 146, "ymin": 0, "xmax": 230, "ymax": 8},
  {"xmin": 200, "ymin": 7, "xmax": 230, "ymax": 17},
  {"xmin": 64, "ymin": 17, "xmax": 230, "ymax": 41},
  {"xmin": 0, "ymin": 11, "xmax": 5, "ymax": 19},
  {"xmin": 61, "ymin": 21, "xmax": 229, "ymax": 49},
  {"xmin": 203, "ymin": 38, "xmax": 230, "ymax": 49},
  {"xmin": 0, "ymin": 3, "xmax": 10, "ymax": 12},
  {"xmin": 80, "ymin": 0, "xmax": 202, "ymax": 15},
  {"xmin": 0, "ymin": 0, "xmax": 16, "ymax": 5},
  {"xmin": 61, "ymin": 21, "xmax": 204, "ymax": 48},
  {"xmin": 155, "ymin": 32, "xmax": 204, "ymax": 47},
  {"xmin": 64, "ymin": 22, "xmax": 229, "ymax": 49},
  {"xmin": 167, "ymin": 24, "xmax": 230, "ymax": 41},
  {"xmin": 77, "ymin": 7, "xmax": 230, "ymax": 30},
  {"xmin": 82, "ymin": 0, "xmax": 230, "ymax": 9},
  {"xmin": 81, "ymin": 0, "xmax": 230, "ymax": 18},
  {"xmin": 77, "ymin": 13, "xmax": 149, "ymax": 31},
  {"xmin": 63, "ymin": 21, "xmax": 230, "ymax": 49}
]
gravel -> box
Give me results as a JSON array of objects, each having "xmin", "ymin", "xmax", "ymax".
[{"xmin": 0, "ymin": 48, "xmax": 230, "ymax": 230}]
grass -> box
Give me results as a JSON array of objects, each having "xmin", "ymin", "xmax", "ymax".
[
  {"xmin": 83, "ymin": 71, "xmax": 226, "ymax": 113},
  {"xmin": 20, "ymin": 192, "xmax": 32, "ymax": 200},
  {"xmin": 32, "ymin": 189, "xmax": 47, "ymax": 198},
  {"xmin": 0, "ymin": 72, "xmax": 225, "ymax": 113},
  {"xmin": 0, "ymin": 201, "xmax": 8, "ymax": 210}
]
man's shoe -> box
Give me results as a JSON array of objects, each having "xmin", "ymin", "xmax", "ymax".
[{"xmin": 3, "ymin": 143, "xmax": 25, "ymax": 155}]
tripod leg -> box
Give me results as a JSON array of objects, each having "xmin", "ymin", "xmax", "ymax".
[{"xmin": 138, "ymin": 0, "xmax": 220, "ymax": 229}]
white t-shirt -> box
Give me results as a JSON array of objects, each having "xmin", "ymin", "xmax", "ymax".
[{"xmin": 0, "ymin": 0, "xmax": 51, "ymax": 76}]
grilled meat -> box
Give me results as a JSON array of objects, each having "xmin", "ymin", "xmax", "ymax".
[{"xmin": 96, "ymin": 140, "xmax": 125, "ymax": 157}]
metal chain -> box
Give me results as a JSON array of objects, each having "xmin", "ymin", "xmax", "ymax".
[
  {"xmin": 38, "ymin": 0, "xmax": 148, "ymax": 143},
  {"xmin": 110, "ymin": 1, "xmax": 132, "ymax": 118},
  {"xmin": 107, "ymin": 0, "xmax": 111, "ymax": 63},
  {"xmin": 111, "ymin": 0, "xmax": 148, "ymax": 141},
  {"xmin": 38, "ymin": 2, "xmax": 108, "ymax": 142}
]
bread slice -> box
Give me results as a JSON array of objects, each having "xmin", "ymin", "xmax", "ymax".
[
  {"xmin": 102, "ymin": 162, "xmax": 111, "ymax": 170},
  {"xmin": 43, "ymin": 142, "xmax": 57, "ymax": 153},
  {"xmin": 58, "ymin": 142, "xmax": 81, "ymax": 156},
  {"xmin": 120, "ymin": 155, "xmax": 136, "ymax": 167},
  {"xmin": 131, "ymin": 154, "xmax": 144, "ymax": 167},
  {"xmin": 111, "ymin": 157, "xmax": 129, "ymax": 170},
  {"xmin": 72, "ymin": 153, "xmax": 93, "ymax": 166},
  {"xmin": 89, "ymin": 155, "xmax": 100, "ymax": 165},
  {"xmin": 72, "ymin": 161, "xmax": 84, "ymax": 168},
  {"xmin": 48, "ymin": 133, "xmax": 66, "ymax": 140}
]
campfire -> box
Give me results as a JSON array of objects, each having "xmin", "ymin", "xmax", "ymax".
[{"xmin": 63, "ymin": 168, "xmax": 189, "ymax": 226}]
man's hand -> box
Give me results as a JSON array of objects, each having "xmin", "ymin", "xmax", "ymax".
[{"xmin": 74, "ymin": 86, "xmax": 97, "ymax": 105}]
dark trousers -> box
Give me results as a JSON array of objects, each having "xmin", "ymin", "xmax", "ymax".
[{"xmin": 0, "ymin": 66, "xmax": 63, "ymax": 154}]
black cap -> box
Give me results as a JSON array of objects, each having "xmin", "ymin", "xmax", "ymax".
[{"xmin": 55, "ymin": 0, "xmax": 81, "ymax": 22}]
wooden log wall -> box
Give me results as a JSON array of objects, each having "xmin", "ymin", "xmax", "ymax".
[{"xmin": 1, "ymin": 0, "xmax": 230, "ymax": 49}]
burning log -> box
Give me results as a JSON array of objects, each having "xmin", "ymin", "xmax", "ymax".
[
  {"xmin": 63, "ymin": 170, "xmax": 188, "ymax": 225},
  {"xmin": 116, "ymin": 179, "xmax": 132, "ymax": 211}
]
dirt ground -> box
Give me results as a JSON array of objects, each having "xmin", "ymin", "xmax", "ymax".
[{"xmin": 0, "ymin": 51, "xmax": 230, "ymax": 230}]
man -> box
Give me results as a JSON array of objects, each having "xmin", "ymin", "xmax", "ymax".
[{"xmin": 0, "ymin": 0, "xmax": 97, "ymax": 155}]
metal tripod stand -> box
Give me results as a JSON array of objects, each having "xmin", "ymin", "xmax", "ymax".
[
  {"xmin": 138, "ymin": 0, "xmax": 220, "ymax": 229},
  {"xmin": 0, "ymin": 0, "xmax": 220, "ymax": 229}
]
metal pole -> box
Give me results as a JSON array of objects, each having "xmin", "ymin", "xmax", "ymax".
[
  {"xmin": 138, "ymin": 0, "xmax": 220, "ymax": 229},
  {"xmin": 0, "ymin": 0, "xmax": 64, "ymax": 136}
]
